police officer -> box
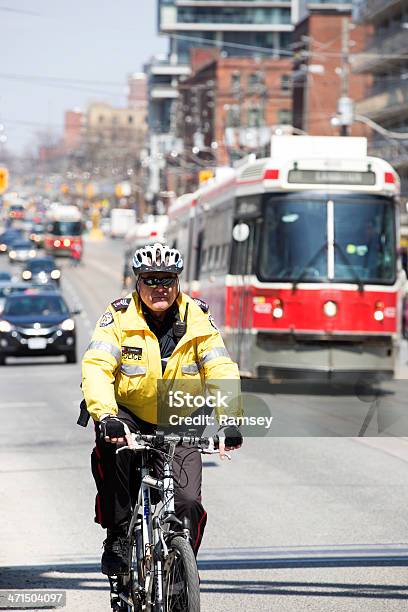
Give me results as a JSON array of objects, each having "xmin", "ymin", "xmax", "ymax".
[{"xmin": 82, "ymin": 243, "xmax": 243, "ymax": 575}]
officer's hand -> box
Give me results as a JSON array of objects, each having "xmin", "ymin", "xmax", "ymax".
[
  {"xmin": 99, "ymin": 416, "xmax": 128, "ymax": 444},
  {"xmin": 217, "ymin": 425, "xmax": 243, "ymax": 460}
]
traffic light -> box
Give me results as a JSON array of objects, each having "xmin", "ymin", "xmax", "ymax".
[{"xmin": 0, "ymin": 167, "xmax": 9, "ymax": 193}]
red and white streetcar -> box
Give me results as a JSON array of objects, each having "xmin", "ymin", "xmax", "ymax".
[
  {"xmin": 44, "ymin": 204, "xmax": 83, "ymax": 258},
  {"xmin": 168, "ymin": 136, "xmax": 406, "ymax": 381}
]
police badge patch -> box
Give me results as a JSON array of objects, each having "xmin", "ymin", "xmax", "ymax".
[
  {"xmin": 111, "ymin": 297, "xmax": 131, "ymax": 311},
  {"xmin": 193, "ymin": 297, "xmax": 209, "ymax": 313},
  {"xmin": 99, "ymin": 311, "xmax": 114, "ymax": 327}
]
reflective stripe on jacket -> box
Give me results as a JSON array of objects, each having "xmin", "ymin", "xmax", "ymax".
[{"xmin": 82, "ymin": 291, "xmax": 241, "ymax": 423}]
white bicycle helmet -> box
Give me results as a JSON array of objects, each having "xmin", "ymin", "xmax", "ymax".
[{"xmin": 132, "ymin": 243, "xmax": 184, "ymax": 275}]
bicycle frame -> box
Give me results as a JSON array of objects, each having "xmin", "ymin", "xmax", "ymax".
[
  {"xmin": 112, "ymin": 433, "xmax": 222, "ymax": 611},
  {"xmin": 125, "ymin": 436, "xmax": 183, "ymax": 610}
]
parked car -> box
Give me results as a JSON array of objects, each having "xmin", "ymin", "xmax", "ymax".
[
  {"xmin": 21, "ymin": 257, "xmax": 61, "ymax": 285},
  {"xmin": 0, "ymin": 293, "xmax": 80, "ymax": 364},
  {"xmin": 8, "ymin": 240, "xmax": 36, "ymax": 263},
  {"xmin": 0, "ymin": 229, "xmax": 23, "ymax": 253}
]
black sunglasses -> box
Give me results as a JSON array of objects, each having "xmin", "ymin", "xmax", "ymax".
[{"xmin": 141, "ymin": 277, "xmax": 176, "ymax": 288}]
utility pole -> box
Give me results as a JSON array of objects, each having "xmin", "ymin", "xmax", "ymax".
[{"xmin": 340, "ymin": 16, "xmax": 350, "ymax": 136}]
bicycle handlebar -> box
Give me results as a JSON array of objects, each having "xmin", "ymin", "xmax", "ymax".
[{"xmin": 131, "ymin": 432, "xmax": 218, "ymax": 449}]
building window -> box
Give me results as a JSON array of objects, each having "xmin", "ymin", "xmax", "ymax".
[
  {"xmin": 226, "ymin": 104, "xmax": 240, "ymax": 128},
  {"xmin": 128, "ymin": 115, "xmax": 134, "ymax": 124},
  {"xmin": 248, "ymin": 105, "xmax": 264, "ymax": 128},
  {"xmin": 248, "ymin": 72, "xmax": 261, "ymax": 90},
  {"xmin": 278, "ymin": 109, "xmax": 292, "ymax": 125},
  {"xmin": 281, "ymin": 74, "xmax": 291, "ymax": 93},
  {"xmin": 231, "ymin": 72, "xmax": 240, "ymax": 91},
  {"xmin": 98, "ymin": 115, "xmax": 104, "ymax": 124}
]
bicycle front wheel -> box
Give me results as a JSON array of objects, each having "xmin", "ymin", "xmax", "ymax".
[{"xmin": 163, "ymin": 536, "xmax": 200, "ymax": 612}]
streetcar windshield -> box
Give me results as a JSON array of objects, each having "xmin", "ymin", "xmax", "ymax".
[
  {"xmin": 259, "ymin": 198, "xmax": 327, "ymax": 281},
  {"xmin": 47, "ymin": 221, "xmax": 81, "ymax": 235},
  {"xmin": 259, "ymin": 194, "xmax": 396, "ymax": 284},
  {"xmin": 333, "ymin": 196, "xmax": 395, "ymax": 283}
]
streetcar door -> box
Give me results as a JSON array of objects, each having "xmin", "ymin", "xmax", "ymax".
[{"xmin": 230, "ymin": 219, "xmax": 260, "ymax": 370}]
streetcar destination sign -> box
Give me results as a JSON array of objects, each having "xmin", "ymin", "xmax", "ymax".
[{"xmin": 288, "ymin": 169, "xmax": 376, "ymax": 185}]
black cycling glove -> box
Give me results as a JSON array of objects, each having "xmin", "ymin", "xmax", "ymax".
[
  {"xmin": 99, "ymin": 416, "xmax": 127, "ymax": 440},
  {"xmin": 218, "ymin": 425, "xmax": 243, "ymax": 448}
]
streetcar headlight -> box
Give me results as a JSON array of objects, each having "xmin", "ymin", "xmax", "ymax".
[
  {"xmin": 0, "ymin": 244, "xmax": 7, "ymax": 251},
  {"xmin": 60, "ymin": 318, "xmax": 75, "ymax": 331},
  {"xmin": 54, "ymin": 239, "xmax": 61, "ymax": 247},
  {"xmin": 51, "ymin": 269, "xmax": 61, "ymax": 279},
  {"xmin": 9, "ymin": 250, "xmax": 16, "ymax": 258},
  {"xmin": 272, "ymin": 298, "xmax": 284, "ymax": 319},
  {"xmin": 374, "ymin": 301, "xmax": 384, "ymax": 322},
  {"xmin": 323, "ymin": 300, "xmax": 337, "ymax": 317},
  {"xmin": 0, "ymin": 320, "xmax": 12, "ymax": 332},
  {"xmin": 29, "ymin": 250, "xmax": 36, "ymax": 257},
  {"xmin": 22, "ymin": 270, "xmax": 32, "ymax": 280},
  {"xmin": 63, "ymin": 239, "xmax": 71, "ymax": 247}
]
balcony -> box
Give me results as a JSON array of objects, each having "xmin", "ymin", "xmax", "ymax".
[
  {"xmin": 355, "ymin": 80, "xmax": 408, "ymax": 122},
  {"xmin": 150, "ymin": 85, "xmax": 179, "ymax": 99},
  {"xmin": 150, "ymin": 64, "xmax": 191, "ymax": 77},
  {"xmin": 354, "ymin": 0, "xmax": 402, "ymax": 23},
  {"xmin": 352, "ymin": 26, "xmax": 408, "ymax": 73}
]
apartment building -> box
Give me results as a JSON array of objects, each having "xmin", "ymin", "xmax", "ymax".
[{"xmin": 353, "ymin": 0, "xmax": 408, "ymax": 196}]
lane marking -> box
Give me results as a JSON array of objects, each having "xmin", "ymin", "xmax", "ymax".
[{"xmin": 62, "ymin": 277, "xmax": 93, "ymax": 336}]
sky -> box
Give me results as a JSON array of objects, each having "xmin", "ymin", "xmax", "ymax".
[{"xmin": 0, "ymin": 0, "xmax": 167, "ymax": 154}]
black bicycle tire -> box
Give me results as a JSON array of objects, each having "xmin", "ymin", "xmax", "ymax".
[{"xmin": 163, "ymin": 536, "xmax": 200, "ymax": 612}]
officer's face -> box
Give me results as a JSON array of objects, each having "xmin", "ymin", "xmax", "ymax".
[{"xmin": 139, "ymin": 272, "xmax": 178, "ymax": 314}]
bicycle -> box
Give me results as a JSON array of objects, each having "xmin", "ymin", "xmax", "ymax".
[{"xmin": 107, "ymin": 431, "xmax": 225, "ymax": 612}]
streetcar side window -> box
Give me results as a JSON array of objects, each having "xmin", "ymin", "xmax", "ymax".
[
  {"xmin": 194, "ymin": 231, "xmax": 204, "ymax": 280},
  {"xmin": 230, "ymin": 221, "xmax": 259, "ymax": 275},
  {"xmin": 214, "ymin": 245, "xmax": 221, "ymax": 269}
]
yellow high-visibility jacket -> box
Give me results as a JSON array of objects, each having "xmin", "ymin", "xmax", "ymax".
[{"xmin": 82, "ymin": 291, "xmax": 241, "ymax": 423}]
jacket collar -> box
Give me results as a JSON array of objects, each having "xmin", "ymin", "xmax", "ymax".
[{"xmin": 121, "ymin": 292, "xmax": 213, "ymax": 345}]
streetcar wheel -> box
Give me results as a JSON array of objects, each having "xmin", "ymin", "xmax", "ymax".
[{"xmin": 164, "ymin": 536, "xmax": 200, "ymax": 612}]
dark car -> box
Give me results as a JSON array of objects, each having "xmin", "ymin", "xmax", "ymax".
[
  {"xmin": 0, "ymin": 229, "xmax": 23, "ymax": 253},
  {"xmin": 8, "ymin": 239, "xmax": 36, "ymax": 263},
  {"xmin": 0, "ymin": 281, "xmax": 59, "ymax": 313},
  {"xmin": 21, "ymin": 257, "xmax": 61, "ymax": 284},
  {"xmin": 29, "ymin": 223, "xmax": 45, "ymax": 247},
  {"xmin": 0, "ymin": 293, "xmax": 79, "ymax": 364}
]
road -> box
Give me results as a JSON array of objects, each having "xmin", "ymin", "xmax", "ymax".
[{"xmin": 1, "ymin": 236, "xmax": 408, "ymax": 611}]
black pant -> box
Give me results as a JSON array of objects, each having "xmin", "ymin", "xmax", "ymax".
[{"xmin": 91, "ymin": 407, "xmax": 207, "ymax": 553}]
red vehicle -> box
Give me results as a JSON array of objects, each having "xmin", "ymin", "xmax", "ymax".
[
  {"xmin": 167, "ymin": 136, "xmax": 404, "ymax": 381},
  {"xmin": 44, "ymin": 204, "xmax": 82, "ymax": 257},
  {"xmin": 8, "ymin": 203, "xmax": 25, "ymax": 220}
]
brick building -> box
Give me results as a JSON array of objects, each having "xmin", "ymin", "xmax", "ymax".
[
  {"xmin": 292, "ymin": 8, "xmax": 371, "ymax": 136},
  {"xmin": 176, "ymin": 51, "xmax": 293, "ymax": 171},
  {"xmin": 63, "ymin": 109, "xmax": 84, "ymax": 152}
]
